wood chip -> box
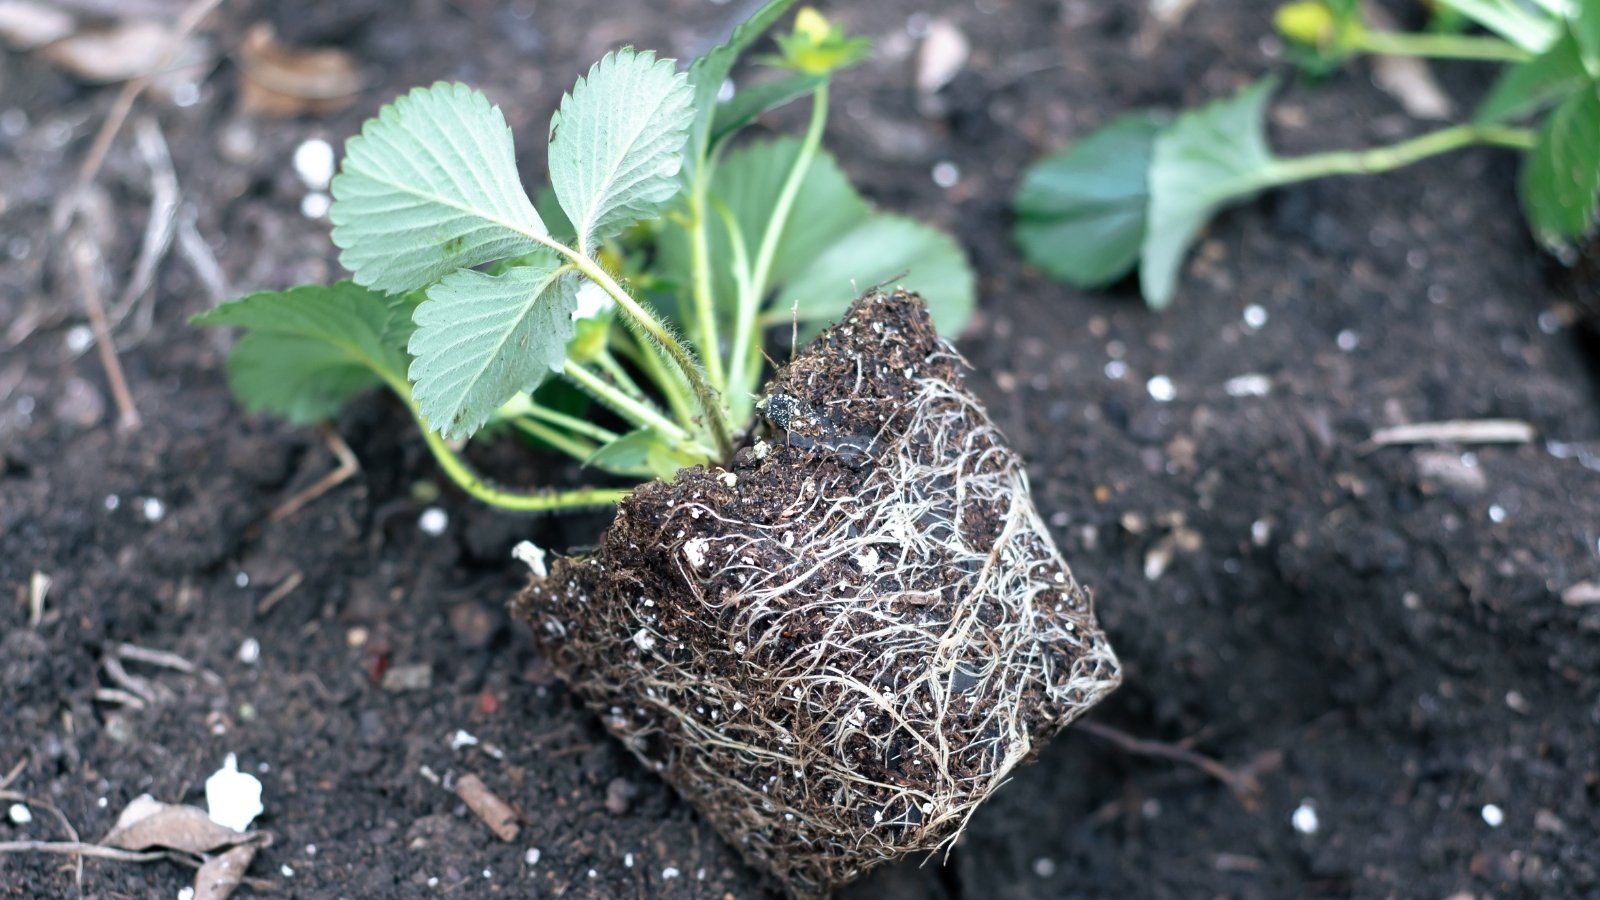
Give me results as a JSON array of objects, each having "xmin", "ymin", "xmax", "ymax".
[
  {"xmin": 1561, "ymin": 581, "xmax": 1600, "ymax": 607},
  {"xmin": 454, "ymin": 774, "xmax": 520, "ymax": 842}
]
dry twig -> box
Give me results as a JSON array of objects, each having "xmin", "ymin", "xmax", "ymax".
[
  {"xmin": 269, "ymin": 424, "xmax": 360, "ymax": 522},
  {"xmin": 1365, "ymin": 418, "xmax": 1536, "ymax": 449},
  {"xmin": 1075, "ymin": 719, "xmax": 1266, "ymax": 809},
  {"xmin": 256, "ymin": 570, "xmax": 304, "ymax": 616},
  {"xmin": 454, "ymin": 774, "xmax": 520, "ymax": 842},
  {"xmin": 52, "ymin": 0, "xmax": 225, "ymax": 235},
  {"xmin": 70, "ymin": 238, "xmax": 141, "ymax": 429},
  {"xmin": 110, "ymin": 116, "xmax": 181, "ymax": 335}
]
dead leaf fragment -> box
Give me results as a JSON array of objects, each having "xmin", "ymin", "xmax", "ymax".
[
  {"xmin": 103, "ymin": 794, "xmax": 256, "ymax": 855},
  {"xmin": 237, "ymin": 23, "xmax": 362, "ymax": 117},
  {"xmin": 41, "ymin": 20, "xmax": 212, "ymax": 84},
  {"xmin": 195, "ymin": 842, "xmax": 258, "ymax": 900},
  {"xmin": 0, "ymin": 0, "xmax": 74, "ymax": 50}
]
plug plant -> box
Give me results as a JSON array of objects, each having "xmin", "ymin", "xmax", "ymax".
[
  {"xmin": 196, "ymin": 4, "xmax": 1123, "ymax": 896},
  {"xmin": 196, "ymin": 4, "xmax": 972, "ymax": 509},
  {"xmin": 1013, "ymin": 0, "xmax": 1600, "ymax": 308}
]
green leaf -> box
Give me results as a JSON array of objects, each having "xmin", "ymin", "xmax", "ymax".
[
  {"xmin": 227, "ymin": 333, "xmax": 385, "ymax": 424},
  {"xmin": 1142, "ymin": 78, "xmax": 1281, "ymax": 310},
  {"xmin": 549, "ymin": 49, "xmax": 694, "ymax": 254},
  {"xmin": 655, "ymin": 138, "xmax": 870, "ymax": 322},
  {"xmin": 716, "ymin": 139, "xmax": 871, "ymax": 289},
  {"xmin": 1477, "ymin": 26, "xmax": 1590, "ymax": 122},
  {"xmin": 709, "ymin": 72, "xmax": 827, "ymax": 147},
  {"xmin": 533, "ymin": 186, "xmax": 576, "ymax": 245},
  {"xmin": 685, "ymin": 0, "xmax": 802, "ymax": 173},
  {"xmin": 1567, "ymin": 0, "xmax": 1600, "ymax": 73},
  {"xmin": 772, "ymin": 214, "xmax": 975, "ymax": 334},
  {"xmin": 1521, "ymin": 83, "xmax": 1600, "ymax": 241},
  {"xmin": 1433, "ymin": 0, "xmax": 1558, "ymax": 51},
  {"xmin": 1012, "ymin": 112, "xmax": 1165, "ymax": 289},
  {"xmin": 330, "ymin": 83, "xmax": 547, "ymax": 294},
  {"xmin": 407, "ymin": 256, "xmax": 580, "ymax": 439},
  {"xmin": 192, "ymin": 282, "xmax": 406, "ymax": 423},
  {"xmin": 585, "ymin": 427, "xmax": 700, "ymax": 479}
]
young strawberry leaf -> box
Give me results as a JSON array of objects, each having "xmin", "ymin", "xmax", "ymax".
[
  {"xmin": 1142, "ymin": 78, "xmax": 1281, "ymax": 309},
  {"xmin": 1477, "ymin": 26, "xmax": 1589, "ymax": 122},
  {"xmin": 773, "ymin": 214, "xmax": 974, "ymax": 334},
  {"xmin": 1012, "ymin": 112, "xmax": 1166, "ymax": 289},
  {"xmin": 715, "ymin": 138, "xmax": 869, "ymax": 289},
  {"xmin": 330, "ymin": 83, "xmax": 547, "ymax": 294},
  {"xmin": 407, "ymin": 254, "xmax": 580, "ymax": 440},
  {"xmin": 192, "ymin": 282, "xmax": 407, "ymax": 423},
  {"xmin": 548, "ymin": 49, "xmax": 694, "ymax": 255},
  {"xmin": 1521, "ymin": 83, "xmax": 1600, "ymax": 242},
  {"xmin": 684, "ymin": 0, "xmax": 802, "ymax": 173}
]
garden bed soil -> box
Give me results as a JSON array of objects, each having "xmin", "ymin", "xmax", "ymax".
[{"xmin": 3, "ymin": 1, "xmax": 1599, "ymax": 898}]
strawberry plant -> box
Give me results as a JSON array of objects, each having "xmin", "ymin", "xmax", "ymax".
[
  {"xmin": 1013, "ymin": 0, "xmax": 1600, "ymax": 308},
  {"xmin": 196, "ymin": 4, "xmax": 1121, "ymax": 895}
]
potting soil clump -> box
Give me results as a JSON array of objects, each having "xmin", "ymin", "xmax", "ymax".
[{"xmin": 515, "ymin": 290, "xmax": 1121, "ymax": 896}]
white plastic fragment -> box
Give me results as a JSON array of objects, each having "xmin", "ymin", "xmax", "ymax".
[
  {"xmin": 1482, "ymin": 804, "xmax": 1504, "ymax": 828},
  {"xmin": 450, "ymin": 729, "xmax": 479, "ymax": 751},
  {"xmin": 525, "ymin": 847, "xmax": 541, "ymax": 866},
  {"xmin": 1242, "ymin": 304, "xmax": 1268, "ymax": 329},
  {"xmin": 8, "ymin": 803, "xmax": 31, "ymax": 824},
  {"xmin": 205, "ymin": 753, "xmax": 264, "ymax": 832},
  {"xmin": 141, "ymin": 497, "xmax": 165, "ymax": 522},
  {"xmin": 513, "ymin": 541, "xmax": 548, "ymax": 578},
  {"xmin": 1146, "ymin": 375, "xmax": 1175, "ymax": 402},
  {"xmin": 662, "ymin": 867, "xmax": 681, "ymax": 879}
]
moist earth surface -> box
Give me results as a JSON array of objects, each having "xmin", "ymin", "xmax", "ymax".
[{"xmin": 3, "ymin": 1, "xmax": 1599, "ymax": 898}]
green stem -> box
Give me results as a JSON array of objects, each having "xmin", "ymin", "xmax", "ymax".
[
  {"xmin": 510, "ymin": 416, "xmax": 598, "ymax": 463},
  {"xmin": 615, "ymin": 328, "xmax": 697, "ymax": 430},
  {"xmin": 711, "ymin": 197, "xmax": 758, "ymax": 423},
  {"xmin": 1261, "ymin": 122, "xmax": 1535, "ymax": 185},
  {"xmin": 732, "ymin": 83, "xmax": 830, "ymax": 415},
  {"xmin": 593, "ymin": 347, "xmax": 648, "ymax": 402},
  {"xmin": 687, "ymin": 180, "xmax": 728, "ymax": 393},
  {"xmin": 521, "ymin": 402, "xmax": 621, "ymax": 445},
  {"xmin": 384, "ymin": 374, "xmax": 629, "ymax": 513},
  {"xmin": 562, "ymin": 359, "xmax": 692, "ymax": 444},
  {"xmin": 1352, "ymin": 30, "xmax": 1531, "ymax": 63},
  {"xmin": 419, "ymin": 426, "xmax": 628, "ymax": 512},
  {"xmin": 551, "ymin": 246, "xmax": 735, "ymax": 461}
]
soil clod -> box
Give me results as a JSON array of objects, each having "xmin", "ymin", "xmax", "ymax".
[{"xmin": 516, "ymin": 290, "xmax": 1121, "ymax": 896}]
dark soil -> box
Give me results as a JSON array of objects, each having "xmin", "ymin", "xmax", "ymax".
[
  {"xmin": 519, "ymin": 290, "xmax": 1119, "ymax": 896},
  {"xmin": 3, "ymin": 1, "xmax": 1599, "ymax": 899}
]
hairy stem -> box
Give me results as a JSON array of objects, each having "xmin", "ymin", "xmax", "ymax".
[
  {"xmin": 1353, "ymin": 30, "xmax": 1532, "ymax": 63},
  {"xmin": 1261, "ymin": 122, "xmax": 1535, "ymax": 186},
  {"xmin": 385, "ymin": 375, "xmax": 629, "ymax": 512},
  {"xmin": 563, "ymin": 359, "xmax": 696, "ymax": 446}
]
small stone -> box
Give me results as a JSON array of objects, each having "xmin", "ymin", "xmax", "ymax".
[
  {"xmin": 915, "ymin": 18, "xmax": 969, "ymax": 95},
  {"xmin": 141, "ymin": 497, "xmax": 166, "ymax": 522},
  {"xmin": 1242, "ymin": 304, "xmax": 1268, "ymax": 329},
  {"xmin": 1224, "ymin": 374, "xmax": 1271, "ymax": 398},
  {"xmin": 661, "ymin": 867, "xmax": 680, "ymax": 879},
  {"xmin": 292, "ymin": 138, "xmax": 335, "ymax": 190},
  {"xmin": 1481, "ymin": 804, "xmax": 1504, "ymax": 828},
  {"xmin": 605, "ymin": 778, "xmax": 637, "ymax": 815},
  {"xmin": 1146, "ymin": 375, "xmax": 1176, "ymax": 402},
  {"xmin": 381, "ymin": 663, "xmax": 432, "ymax": 692},
  {"xmin": 447, "ymin": 602, "xmax": 498, "ymax": 649},
  {"xmin": 1336, "ymin": 329, "xmax": 1360, "ymax": 351},
  {"xmin": 449, "ymin": 729, "xmax": 479, "ymax": 751},
  {"xmin": 236, "ymin": 637, "xmax": 261, "ymax": 665},
  {"xmin": 8, "ymin": 803, "xmax": 32, "ymax": 824},
  {"xmin": 1032, "ymin": 857, "xmax": 1056, "ymax": 878},
  {"xmin": 525, "ymin": 847, "xmax": 541, "ymax": 866},
  {"xmin": 931, "ymin": 160, "xmax": 960, "ymax": 188},
  {"xmin": 418, "ymin": 507, "xmax": 448, "ymax": 536},
  {"xmin": 1291, "ymin": 801, "xmax": 1318, "ymax": 835}
]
